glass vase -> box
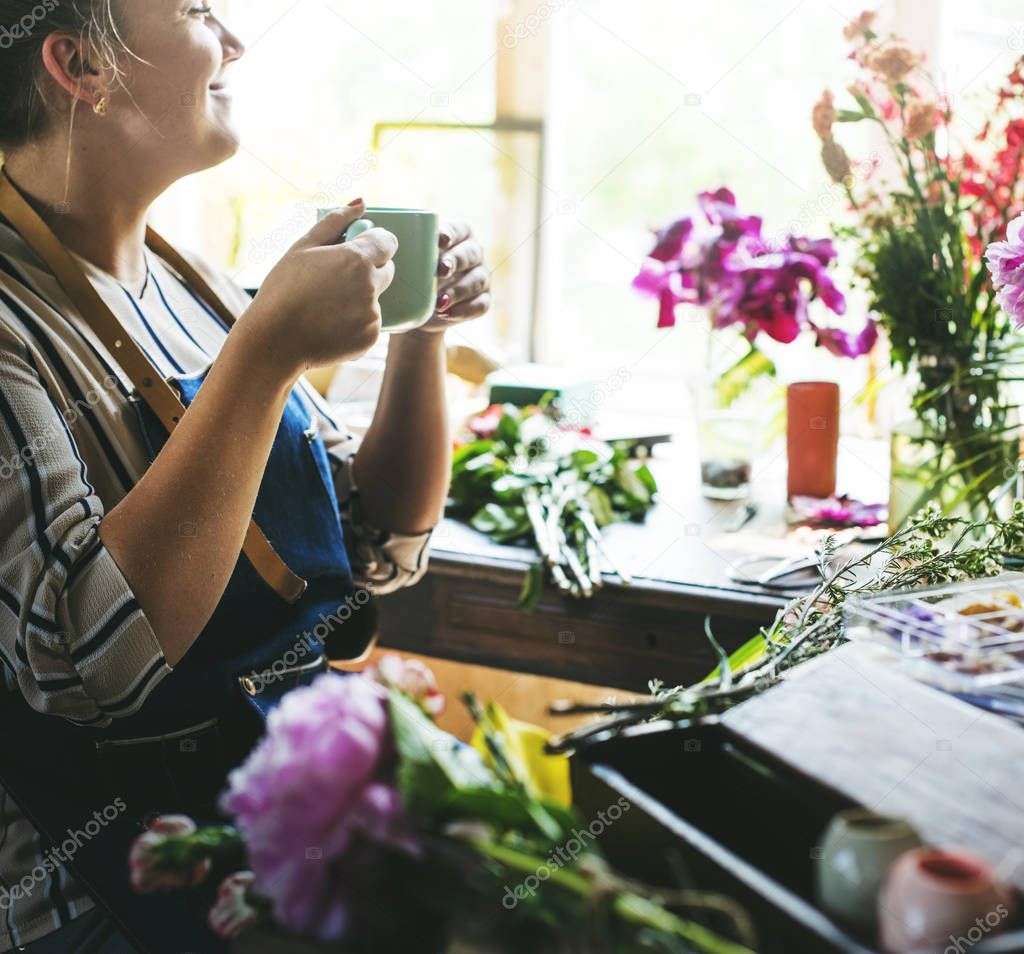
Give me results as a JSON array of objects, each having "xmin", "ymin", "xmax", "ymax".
[
  {"xmin": 888, "ymin": 418, "xmax": 1020, "ymax": 532},
  {"xmin": 693, "ymin": 329, "xmax": 777, "ymax": 501}
]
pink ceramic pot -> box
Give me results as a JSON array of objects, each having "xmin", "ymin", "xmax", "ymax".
[{"xmin": 878, "ymin": 848, "xmax": 1014, "ymax": 953}]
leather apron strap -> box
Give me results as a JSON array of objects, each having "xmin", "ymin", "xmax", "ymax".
[{"xmin": 0, "ymin": 168, "xmax": 308, "ymax": 603}]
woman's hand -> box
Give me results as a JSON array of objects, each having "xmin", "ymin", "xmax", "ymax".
[
  {"xmin": 243, "ymin": 201, "xmax": 397, "ymax": 378},
  {"xmin": 414, "ymin": 220, "xmax": 492, "ymax": 335}
]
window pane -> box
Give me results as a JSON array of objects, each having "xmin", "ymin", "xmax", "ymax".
[
  {"xmin": 155, "ymin": 0, "xmax": 499, "ymax": 301},
  {"xmin": 540, "ymin": 0, "xmax": 877, "ymax": 401},
  {"xmin": 941, "ymin": 0, "xmax": 1020, "ymax": 133}
]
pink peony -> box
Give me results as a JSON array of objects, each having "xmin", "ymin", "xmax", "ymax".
[
  {"xmin": 220, "ymin": 673, "xmax": 420, "ymax": 942},
  {"xmin": 129, "ymin": 815, "xmax": 212, "ymax": 893},
  {"xmin": 985, "ymin": 213, "xmax": 1024, "ymax": 326}
]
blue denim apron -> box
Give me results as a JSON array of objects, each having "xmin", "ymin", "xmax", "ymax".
[{"xmin": 0, "ymin": 368, "xmax": 371, "ymax": 954}]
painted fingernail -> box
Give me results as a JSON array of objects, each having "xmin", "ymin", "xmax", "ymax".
[
  {"xmin": 347, "ymin": 197, "xmax": 364, "ymax": 207},
  {"xmin": 439, "ymin": 257, "xmax": 455, "ymax": 278},
  {"xmin": 439, "ymin": 231, "xmax": 453, "ymax": 249},
  {"xmin": 437, "ymin": 293, "xmax": 453, "ymax": 313}
]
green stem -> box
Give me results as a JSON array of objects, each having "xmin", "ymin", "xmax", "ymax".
[{"xmin": 472, "ymin": 840, "xmax": 756, "ymax": 954}]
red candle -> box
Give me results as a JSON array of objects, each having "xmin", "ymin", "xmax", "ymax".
[{"xmin": 787, "ymin": 382, "xmax": 839, "ymax": 499}]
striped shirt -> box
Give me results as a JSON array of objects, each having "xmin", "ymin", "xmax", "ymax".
[{"xmin": 0, "ymin": 217, "xmax": 432, "ymax": 949}]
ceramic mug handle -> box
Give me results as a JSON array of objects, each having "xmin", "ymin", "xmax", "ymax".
[{"xmin": 344, "ymin": 218, "xmax": 375, "ymax": 240}]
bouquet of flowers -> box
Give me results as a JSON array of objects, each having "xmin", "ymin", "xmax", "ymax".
[
  {"xmin": 129, "ymin": 656, "xmax": 756, "ymax": 954},
  {"xmin": 452, "ymin": 401, "xmax": 658, "ymax": 608},
  {"xmin": 812, "ymin": 11, "xmax": 1024, "ymax": 523},
  {"xmin": 632, "ymin": 188, "xmax": 876, "ymax": 404}
]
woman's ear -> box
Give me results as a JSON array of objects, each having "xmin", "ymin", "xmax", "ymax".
[{"xmin": 40, "ymin": 33, "xmax": 109, "ymax": 108}]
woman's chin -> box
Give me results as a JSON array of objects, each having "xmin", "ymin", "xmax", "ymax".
[{"xmin": 201, "ymin": 120, "xmax": 243, "ymax": 165}]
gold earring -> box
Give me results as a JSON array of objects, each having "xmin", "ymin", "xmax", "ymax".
[{"xmin": 93, "ymin": 96, "xmax": 108, "ymax": 116}]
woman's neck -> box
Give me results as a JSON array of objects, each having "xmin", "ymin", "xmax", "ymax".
[{"xmin": 3, "ymin": 142, "xmax": 155, "ymax": 288}]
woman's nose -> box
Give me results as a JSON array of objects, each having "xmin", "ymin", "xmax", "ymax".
[{"xmin": 213, "ymin": 17, "xmax": 246, "ymax": 63}]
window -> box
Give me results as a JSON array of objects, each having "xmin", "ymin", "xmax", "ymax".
[
  {"xmin": 155, "ymin": 1, "xmax": 1014, "ymax": 414},
  {"xmin": 154, "ymin": 0, "xmax": 511, "ymax": 360}
]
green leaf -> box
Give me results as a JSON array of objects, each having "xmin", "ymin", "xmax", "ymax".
[
  {"xmin": 470, "ymin": 502, "xmax": 522, "ymax": 536},
  {"xmin": 584, "ymin": 486, "xmax": 615, "ymax": 527},
  {"xmin": 518, "ymin": 560, "xmax": 546, "ymax": 611},
  {"xmin": 836, "ymin": 109, "xmax": 868, "ymax": 123},
  {"xmin": 613, "ymin": 458, "xmax": 653, "ymax": 511},
  {"xmin": 491, "ymin": 508, "xmax": 531, "ymax": 544},
  {"xmin": 388, "ymin": 691, "xmax": 497, "ymax": 814},
  {"xmin": 496, "ymin": 408, "xmax": 521, "ymax": 446},
  {"xmin": 714, "ymin": 346, "xmax": 776, "ymax": 407},
  {"xmin": 847, "ymin": 88, "xmax": 877, "ymax": 119},
  {"xmin": 437, "ymin": 787, "xmax": 578, "ymax": 843},
  {"xmin": 633, "ymin": 463, "xmax": 658, "ymax": 496},
  {"xmin": 452, "ymin": 440, "xmax": 491, "ymax": 468},
  {"xmin": 490, "ymin": 474, "xmax": 533, "ymax": 501},
  {"xmin": 701, "ymin": 634, "xmax": 769, "ymax": 684},
  {"xmin": 464, "ymin": 451, "xmax": 500, "ymax": 474},
  {"xmin": 467, "ymin": 503, "xmax": 530, "ymax": 543},
  {"xmin": 570, "ymin": 449, "xmax": 601, "ymax": 471}
]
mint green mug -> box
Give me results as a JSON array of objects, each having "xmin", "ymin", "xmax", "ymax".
[{"xmin": 317, "ymin": 206, "xmax": 439, "ymax": 333}]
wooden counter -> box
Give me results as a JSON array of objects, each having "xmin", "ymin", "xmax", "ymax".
[{"xmin": 379, "ymin": 438, "xmax": 890, "ymax": 691}]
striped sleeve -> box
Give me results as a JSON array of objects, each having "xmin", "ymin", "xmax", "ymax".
[{"xmin": 0, "ymin": 320, "xmax": 170, "ymax": 725}]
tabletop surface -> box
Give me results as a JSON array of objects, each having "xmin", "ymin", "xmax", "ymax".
[{"xmin": 430, "ymin": 434, "xmax": 891, "ymax": 602}]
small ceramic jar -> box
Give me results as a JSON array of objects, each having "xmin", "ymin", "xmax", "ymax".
[
  {"xmin": 878, "ymin": 847, "xmax": 1014, "ymax": 954},
  {"xmin": 815, "ymin": 808, "xmax": 923, "ymax": 931}
]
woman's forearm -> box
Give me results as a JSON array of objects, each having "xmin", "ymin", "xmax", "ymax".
[
  {"xmin": 99, "ymin": 319, "xmax": 298, "ymax": 666},
  {"xmin": 353, "ymin": 331, "xmax": 451, "ymax": 535}
]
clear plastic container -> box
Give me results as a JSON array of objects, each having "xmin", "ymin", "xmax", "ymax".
[{"xmin": 843, "ymin": 573, "xmax": 1024, "ymax": 693}]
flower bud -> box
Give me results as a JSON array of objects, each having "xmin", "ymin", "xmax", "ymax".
[
  {"xmin": 865, "ymin": 40, "xmax": 918, "ymax": 82},
  {"xmin": 843, "ymin": 10, "xmax": 877, "ymax": 42},
  {"xmin": 904, "ymin": 99, "xmax": 937, "ymax": 140},
  {"xmin": 812, "ymin": 90, "xmax": 837, "ymax": 139},
  {"xmin": 365, "ymin": 653, "xmax": 446, "ymax": 718},
  {"xmin": 129, "ymin": 815, "xmax": 212, "ymax": 893},
  {"xmin": 208, "ymin": 871, "xmax": 262, "ymax": 939},
  {"xmin": 821, "ymin": 138, "xmax": 853, "ymax": 183}
]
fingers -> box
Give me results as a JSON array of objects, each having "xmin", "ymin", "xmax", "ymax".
[
  {"xmin": 438, "ymin": 220, "xmax": 471, "ymax": 251},
  {"xmin": 375, "ymin": 259, "xmax": 396, "ymax": 294},
  {"xmin": 440, "ymin": 265, "xmax": 490, "ymax": 309},
  {"xmin": 349, "ymin": 226, "xmax": 399, "ymax": 266},
  {"xmin": 438, "ymin": 237, "xmax": 483, "ymax": 280},
  {"xmin": 439, "ymin": 293, "xmax": 492, "ymax": 323},
  {"xmin": 293, "ymin": 201, "xmax": 366, "ymax": 249}
]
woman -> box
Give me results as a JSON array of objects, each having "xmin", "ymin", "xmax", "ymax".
[{"xmin": 0, "ymin": 1, "xmax": 491, "ymax": 951}]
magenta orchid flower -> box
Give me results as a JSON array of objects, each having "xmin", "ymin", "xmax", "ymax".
[
  {"xmin": 813, "ymin": 320, "xmax": 880, "ymax": 358},
  {"xmin": 634, "ymin": 189, "xmax": 877, "ymax": 354},
  {"xmin": 790, "ymin": 494, "xmax": 886, "ymax": 528}
]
